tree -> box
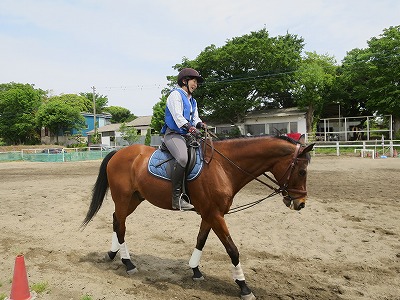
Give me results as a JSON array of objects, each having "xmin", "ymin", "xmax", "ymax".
[
  {"xmin": 144, "ymin": 128, "xmax": 151, "ymax": 146},
  {"xmin": 151, "ymin": 94, "xmax": 167, "ymax": 133},
  {"xmin": 119, "ymin": 123, "xmax": 140, "ymax": 145},
  {"xmin": 79, "ymin": 92, "xmax": 108, "ymax": 113},
  {"xmin": 335, "ymin": 26, "xmax": 400, "ymax": 135},
  {"xmin": 329, "ymin": 48, "xmax": 373, "ymax": 118},
  {"xmin": 293, "ymin": 52, "xmax": 337, "ymax": 132},
  {"xmin": 171, "ymin": 29, "xmax": 304, "ymax": 123},
  {"xmin": 103, "ymin": 106, "xmax": 136, "ymax": 123},
  {"xmin": 36, "ymin": 95, "xmax": 86, "ymax": 144},
  {"xmin": 0, "ymin": 82, "xmax": 46, "ymax": 144},
  {"xmin": 364, "ymin": 26, "xmax": 400, "ymax": 133}
]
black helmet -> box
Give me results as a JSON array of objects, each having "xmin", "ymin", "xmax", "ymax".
[{"xmin": 177, "ymin": 68, "xmax": 204, "ymax": 86}]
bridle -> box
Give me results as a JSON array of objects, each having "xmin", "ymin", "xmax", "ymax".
[{"xmin": 202, "ymin": 135, "xmax": 308, "ymax": 213}]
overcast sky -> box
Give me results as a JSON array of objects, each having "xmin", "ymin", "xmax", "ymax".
[{"xmin": 1, "ymin": 0, "xmax": 399, "ymax": 116}]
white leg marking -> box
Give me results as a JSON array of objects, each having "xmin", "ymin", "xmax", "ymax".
[
  {"xmin": 111, "ymin": 232, "xmax": 119, "ymax": 252},
  {"xmin": 188, "ymin": 248, "xmax": 202, "ymax": 268},
  {"xmin": 232, "ymin": 262, "xmax": 246, "ymax": 281},
  {"xmin": 119, "ymin": 242, "xmax": 131, "ymax": 260}
]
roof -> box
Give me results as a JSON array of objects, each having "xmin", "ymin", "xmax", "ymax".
[
  {"xmin": 245, "ymin": 107, "xmax": 306, "ymax": 118},
  {"xmin": 87, "ymin": 115, "xmax": 152, "ymax": 134},
  {"xmin": 91, "ymin": 123, "xmax": 121, "ymax": 133},
  {"xmin": 126, "ymin": 115, "xmax": 152, "ymax": 127}
]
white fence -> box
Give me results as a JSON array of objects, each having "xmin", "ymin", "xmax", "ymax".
[{"xmin": 312, "ymin": 140, "xmax": 400, "ymax": 158}]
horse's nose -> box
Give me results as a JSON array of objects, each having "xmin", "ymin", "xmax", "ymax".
[{"xmin": 298, "ymin": 202, "xmax": 305, "ymax": 210}]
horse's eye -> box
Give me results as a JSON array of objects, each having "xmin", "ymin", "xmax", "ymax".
[{"xmin": 299, "ymin": 169, "xmax": 306, "ymax": 176}]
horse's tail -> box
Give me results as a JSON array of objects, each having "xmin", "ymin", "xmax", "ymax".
[{"xmin": 81, "ymin": 150, "xmax": 117, "ymax": 229}]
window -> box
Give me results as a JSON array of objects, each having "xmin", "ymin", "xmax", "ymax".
[
  {"xmin": 290, "ymin": 122, "xmax": 298, "ymax": 133},
  {"xmin": 245, "ymin": 124, "xmax": 265, "ymax": 136},
  {"xmin": 269, "ymin": 122, "xmax": 288, "ymax": 134}
]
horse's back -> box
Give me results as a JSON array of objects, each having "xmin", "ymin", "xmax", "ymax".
[{"xmin": 107, "ymin": 144, "xmax": 155, "ymax": 180}]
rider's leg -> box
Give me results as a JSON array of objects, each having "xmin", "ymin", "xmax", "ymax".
[{"xmin": 164, "ymin": 131, "xmax": 194, "ymax": 211}]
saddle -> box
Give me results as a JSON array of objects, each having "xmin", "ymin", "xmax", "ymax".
[{"xmin": 148, "ymin": 136, "xmax": 204, "ymax": 182}]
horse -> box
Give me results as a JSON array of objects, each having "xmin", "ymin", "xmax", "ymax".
[{"xmin": 82, "ymin": 134, "xmax": 314, "ymax": 300}]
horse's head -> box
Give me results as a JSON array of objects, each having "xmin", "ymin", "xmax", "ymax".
[{"xmin": 273, "ymin": 141, "xmax": 314, "ymax": 211}]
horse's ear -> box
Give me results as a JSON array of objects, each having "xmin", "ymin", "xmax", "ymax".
[
  {"xmin": 302, "ymin": 143, "xmax": 315, "ymax": 154},
  {"xmin": 298, "ymin": 134, "xmax": 306, "ymax": 145}
]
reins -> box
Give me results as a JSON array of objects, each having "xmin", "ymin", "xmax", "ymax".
[{"xmin": 201, "ymin": 134, "xmax": 305, "ymax": 214}]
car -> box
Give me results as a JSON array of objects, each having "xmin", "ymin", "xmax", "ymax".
[{"xmin": 41, "ymin": 148, "xmax": 65, "ymax": 154}]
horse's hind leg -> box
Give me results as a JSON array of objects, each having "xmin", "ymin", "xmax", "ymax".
[
  {"xmin": 189, "ymin": 219, "xmax": 211, "ymax": 280},
  {"xmin": 107, "ymin": 193, "xmax": 142, "ymax": 275}
]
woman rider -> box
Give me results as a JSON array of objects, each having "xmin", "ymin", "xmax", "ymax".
[{"xmin": 161, "ymin": 68, "xmax": 206, "ymax": 211}]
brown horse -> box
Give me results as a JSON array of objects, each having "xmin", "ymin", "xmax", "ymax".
[{"xmin": 82, "ymin": 135, "xmax": 314, "ymax": 300}]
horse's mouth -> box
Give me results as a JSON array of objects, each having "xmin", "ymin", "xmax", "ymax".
[{"xmin": 283, "ymin": 198, "xmax": 306, "ymax": 210}]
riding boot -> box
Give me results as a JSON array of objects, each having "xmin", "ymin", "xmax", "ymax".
[{"xmin": 171, "ymin": 162, "xmax": 194, "ymax": 211}]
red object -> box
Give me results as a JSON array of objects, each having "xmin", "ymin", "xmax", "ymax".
[
  {"xmin": 9, "ymin": 255, "xmax": 35, "ymax": 300},
  {"xmin": 287, "ymin": 133, "xmax": 302, "ymax": 140}
]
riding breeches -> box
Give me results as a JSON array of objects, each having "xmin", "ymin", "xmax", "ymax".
[{"xmin": 163, "ymin": 130, "xmax": 188, "ymax": 168}]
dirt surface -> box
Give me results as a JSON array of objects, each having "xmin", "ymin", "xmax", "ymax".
[{"xmin": 1, "ymin": 156, "xmax": 399, "ymax": 300}]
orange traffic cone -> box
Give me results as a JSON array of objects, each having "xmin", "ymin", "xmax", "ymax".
[
  {"xmin": 394, "ymin": 148, "xmax": 398, "ymax": 157},
  {"xmin": 7, "ymin": 255, "xmax": 36, "ymax": 300}
]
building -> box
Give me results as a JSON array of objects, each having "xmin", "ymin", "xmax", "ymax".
[
  {"xmin": 40, "ymin": 112, "xmax": 112, "ymax": 145},
  {"xmin": 213, "ymin": 107, "xmax": 307, "ymax": 137},
  {"xmin": 87, "ymin": 116, "xmax": 155, "ymax": 146}
]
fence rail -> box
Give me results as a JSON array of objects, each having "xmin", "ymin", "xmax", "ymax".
[
  {"xmin": 313, "ymin": 140, "xmax": 400, "ymax": 158},
  {"xmin": 0, "ymin": 147, "xmax": 119, "ymax": 162},
  {"xmin": 1, "ymin": 140, "xmax": 399, "ymax": 163}
]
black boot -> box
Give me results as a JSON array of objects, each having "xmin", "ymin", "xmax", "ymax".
[{"xmin": 171, "ymin": 162, "xmax": 194, "ymax": 211}]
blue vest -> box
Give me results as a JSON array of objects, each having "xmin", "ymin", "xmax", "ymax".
[{"xmin": 161, "ymin": 89, "xmax": 197, "ymax": 134}]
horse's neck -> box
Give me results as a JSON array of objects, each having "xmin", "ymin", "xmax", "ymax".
[{"xmin": 214, "ymin": 138, "xmax": 289, "ymax": 185}]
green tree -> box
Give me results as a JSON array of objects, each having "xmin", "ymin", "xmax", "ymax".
[
  {"xmin": 335, "ymin": 26, "xmax": 400, "ymax": 133},
  {"xmin": 103, "ymin": 106, "xmax": 136, "ymax": 123},
  {"xmin": 0, "ymin": 82, "xmax": 46, "ymax": 144},
  {"xmin": 119, "ymin": 122, "xmax": 139, "ymax": 145},
  {"xmin": 364, "ymin": 26, "xmax": 400, "ymax": 132},
  {"xmin": 171, "ymin": 29, "xmax": 304, "ymax": 123},
  {"xmin": 144, "ymin": 128, "xmax": 151, "ymax": 146},
  {"xmin": 151, "ymin": 94, "xmax": 167, "ymax": 133},
  {"xmin": 329, "ymin": 48, "xmax": 373, "ymax": 118},
  {"xmin": 79, "ymin": 92, "xmax": 108, "ymax": 113},
  {"xmin": 293, "ymin": 52, "xmax": 337, "ymax": 132},
  {"xmin": 36, "ymin": 96, "xmax": 86, "ymax": 144}
]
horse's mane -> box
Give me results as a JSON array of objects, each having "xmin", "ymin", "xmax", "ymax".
[
  {"xmin": 213, "ymin": 134, "xmax": 301, "ymax": 145},
  {"xmin": 211, "ymin": 134, "xmax": 310, "ymax": 161}
]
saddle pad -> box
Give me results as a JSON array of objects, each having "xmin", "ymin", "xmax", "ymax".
[{"xmin": 148, "ymin": 148, "xmax": 203, "ymax": 181}]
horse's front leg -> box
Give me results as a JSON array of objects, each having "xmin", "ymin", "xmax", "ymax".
[
  {"xmin": 211, "ymin": 215, "xmax": 256, "ymax": 300},
  {"xmin": 189, "ymin": 219, "xmax": 211, "ymax": 280}
]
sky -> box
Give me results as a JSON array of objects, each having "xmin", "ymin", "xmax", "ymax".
[{"xmin": 1, "ymin": 0, "xmax": 399, "ymax": 116}]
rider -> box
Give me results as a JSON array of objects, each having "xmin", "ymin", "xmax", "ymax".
[{"xmin": 161, "ymin": 68, "xmax": 206, "ymax": 211}]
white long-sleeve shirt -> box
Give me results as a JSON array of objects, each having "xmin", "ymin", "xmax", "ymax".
[{"xmin": 166, "ymin": 88, "xmax": 202, "ymax": 128}]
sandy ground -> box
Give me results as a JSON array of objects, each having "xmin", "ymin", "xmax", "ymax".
[{"xmin": 0, "ymin": 156, "xmax": 399, "ymax": 300}]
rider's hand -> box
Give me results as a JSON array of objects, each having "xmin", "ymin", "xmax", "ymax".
[
  {"xmin": 188, "ymin": 126, "xmax": 202, "ymax": 138},
  {"xmin": 196, "ymin": 122, "xmax": 207, "ymax": 130}
]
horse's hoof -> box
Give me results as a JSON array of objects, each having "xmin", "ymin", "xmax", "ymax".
[
  {"xmin": 241, "ymin": 292, "xmax": 256, "ymax": 300},
  {"xmin": 192, "ymin": 275, "xmax": 204, "ymax": 281},
  {"xmin": 126, "ymin": 267, "xmax": 138, "ymax": 275}
]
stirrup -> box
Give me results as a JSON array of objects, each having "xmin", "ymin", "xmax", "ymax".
[{"xmin": 173, "ymin": 194, "xmax": 194, "ymax": 211}]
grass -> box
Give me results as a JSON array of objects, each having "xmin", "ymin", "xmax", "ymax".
[
  {"xmin": 80, "ymin": 295, "xmax": 93, "ymax": 300},
  {"xmin": 0, "ymin": 293, "xmax": 6, "ymax": 300},
  {"xmin": 31, "ymin": 281, "xmax": 49, "ymax": 294}
]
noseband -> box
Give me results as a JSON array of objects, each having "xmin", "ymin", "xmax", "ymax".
[{"xmin": 264, "ymin": 143, "xmax": 308, "ymax": 202}]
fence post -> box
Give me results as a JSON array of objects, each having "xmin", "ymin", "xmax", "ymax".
[
  {"xmin": 336, "ymin": 141, "xmax": 340, "ymax": 156},
  {"xmin": 390, "ymin": 140, "xmax": 393, "ymax": 157}
]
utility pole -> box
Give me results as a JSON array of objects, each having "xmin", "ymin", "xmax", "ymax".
[{"xmin": 92, "ymin": 86, "xmax": 97, "ymax": 144}]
